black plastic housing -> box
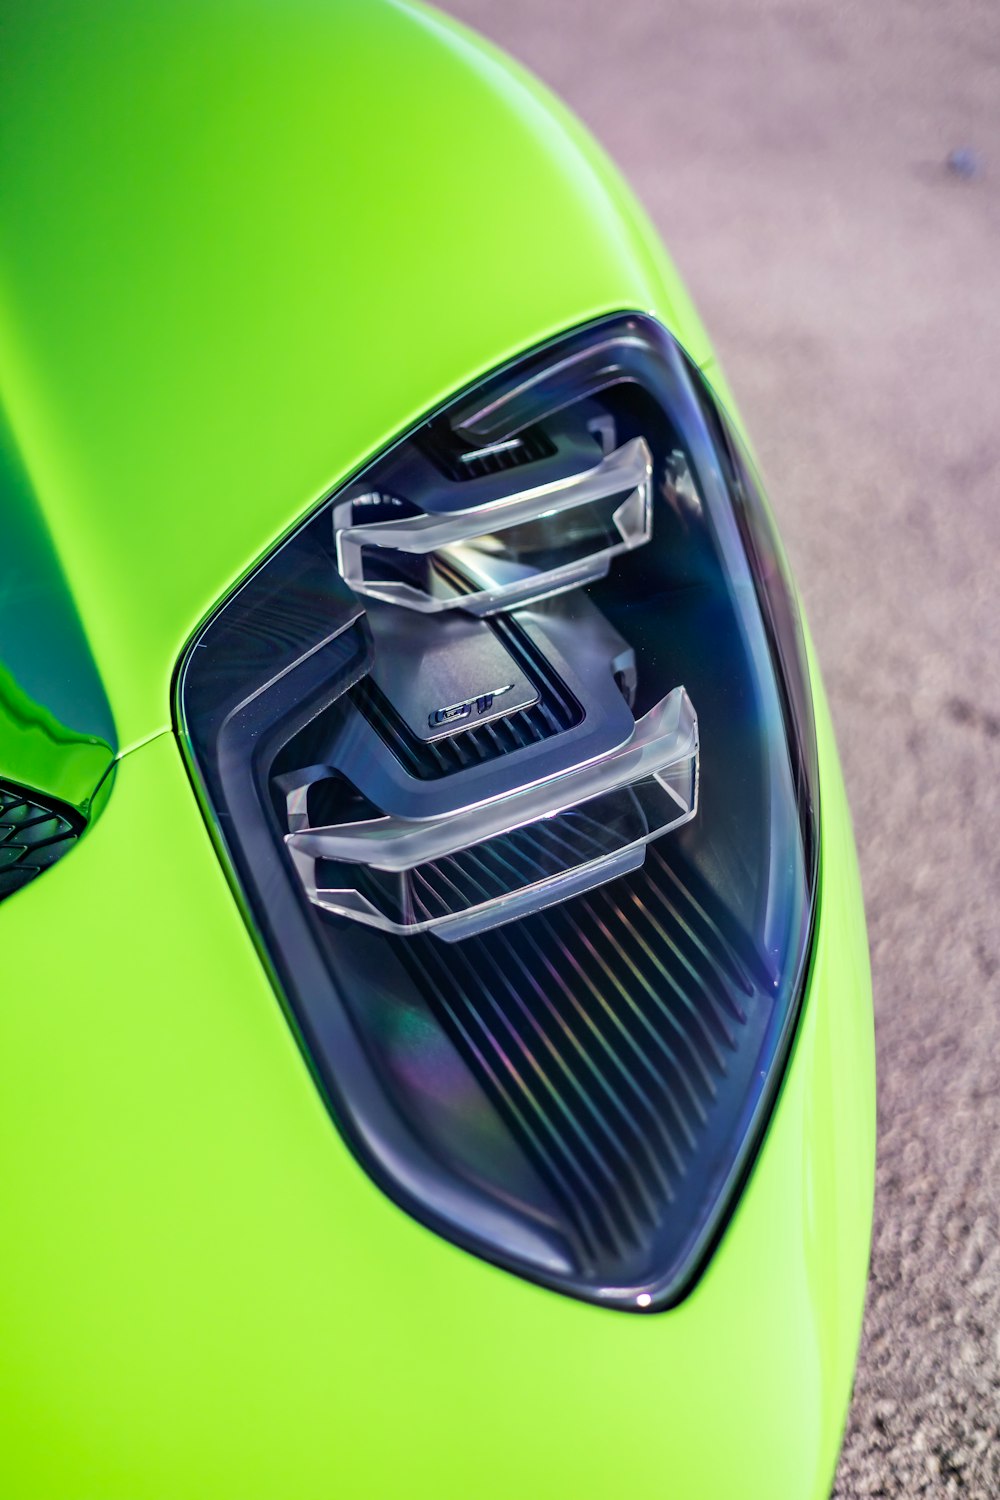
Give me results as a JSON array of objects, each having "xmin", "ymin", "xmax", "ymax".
[{"xmin": 176, "ymin": 315, "xmax": 818, "ymax": 1311}]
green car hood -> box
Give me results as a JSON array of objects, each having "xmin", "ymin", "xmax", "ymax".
[
  {"xmin": 1, "ymin": 7, "xmax": 874, "ymax": 1499},
  {"xmin": 1, "ymin": 0, "xmax": 715, "ymax": 765}
]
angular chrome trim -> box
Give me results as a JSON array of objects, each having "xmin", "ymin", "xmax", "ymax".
[
  {"xmin": 285, "ymin": 687, "xmax": 698, "ymax": 939},
  {"xmin": 333, "ymin": 437, "xmax": 652, "ymax": 615}
]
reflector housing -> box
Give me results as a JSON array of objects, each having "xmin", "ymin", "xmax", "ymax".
[
  {"xmin": 177, "ymin": 314, "xmax": 817, "ymax": 1310},
  {"xmin": 285, "ymin": 685, "xmax": 697, "ymax": 940},
  {"xmin": 333, "ymin": 435, "xmax": 652, "ymax": 614}
]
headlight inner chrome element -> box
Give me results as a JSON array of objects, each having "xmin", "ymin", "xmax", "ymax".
[
  {"xmin": 176, "ymin": 315, "xmax": 818, "ymax": 1311},
  {"xmin": 333, "ymin": 435, "xmax": 653, "ymax": 614}
]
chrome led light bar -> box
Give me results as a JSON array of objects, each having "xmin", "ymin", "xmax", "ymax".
[
  {"xmin": 333, "ymin": 436, "xmax": 652, "ymax": 614},
  {"xmin": 284, "ymin": 687, "xmax": 697, "ymax": 940}
]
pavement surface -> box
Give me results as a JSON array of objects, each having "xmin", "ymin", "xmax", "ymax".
[{"xmin": 440, "ymin": 2, "xmax": 1000, "ymax": 1494}]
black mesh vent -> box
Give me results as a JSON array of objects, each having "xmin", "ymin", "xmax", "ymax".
[
  {"xmin": 0, "ymin": 782, "xmax": 82, "ymax": 901},
  {"xmin": 421, "ymin": 423, "xmax": 556, "ymax": 482},
  {"xmin": 352, "ymin": 613, "xmax": 583, "ymax": 778}
]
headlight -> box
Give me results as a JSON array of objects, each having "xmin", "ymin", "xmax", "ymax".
[{"xmin": 177, "ymin": 314, "xmax": 817, "ymax": 1311}]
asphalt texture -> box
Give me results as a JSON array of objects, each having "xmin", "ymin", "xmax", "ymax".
[{"xmin": 440, "ymin": 3, "xmax": 1000, "ymax": 1494}]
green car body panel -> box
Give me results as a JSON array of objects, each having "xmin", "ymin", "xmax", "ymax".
[{"xmin": 0, "ymin": 2, "xmax": 874, "ymax": 1497}]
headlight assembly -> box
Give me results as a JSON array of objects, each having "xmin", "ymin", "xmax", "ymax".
[{"xmin": 177, "ymin": 314, "xmax": 817, "ymax": 1311}]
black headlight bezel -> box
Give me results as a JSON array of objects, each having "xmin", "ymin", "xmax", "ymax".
[{"xmin": 175, "ymin": 313, "xmax": 819, "ymax": 1311}]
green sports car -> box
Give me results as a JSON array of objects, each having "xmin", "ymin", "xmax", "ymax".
[{"xmin": 0, "ymin": 2, "xmax": 874, "ymax": 1496}]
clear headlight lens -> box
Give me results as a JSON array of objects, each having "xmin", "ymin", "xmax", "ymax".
[{"xmin": 177, "ymin": 315, "xmax": 817, "ymax": 1311}]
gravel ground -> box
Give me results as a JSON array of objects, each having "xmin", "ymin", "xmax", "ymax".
[{"xmin": 440, "ymin": 2, "xmax": 1000, "ymax": 1493}]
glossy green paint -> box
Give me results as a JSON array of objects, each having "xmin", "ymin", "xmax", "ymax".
[
  {"xmin": 0, "ymin": 406, "xmax": 115, "ymax": 811},
  {"xmin": 0, "ymin": 0, "xmax": 713, "ymax": 755},
  {"xmin": 0, "ymin": 2, "xmax": 874, "ymax": 1496},
  {"xmin": 0, "ymin": 650, "xmax": 873, "ymax": 1500}
]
